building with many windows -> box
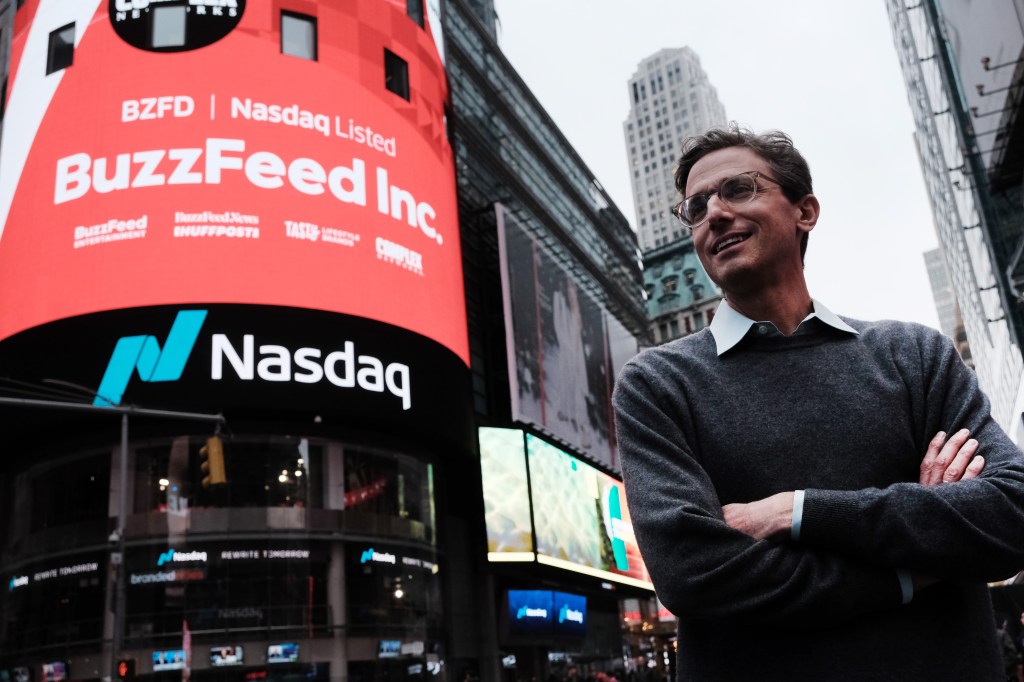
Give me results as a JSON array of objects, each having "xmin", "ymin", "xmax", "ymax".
[
  {"xmin": 0, "ymin": 2, "xmax": 657, "ymax": 682},
  {"xmin": 446, "ymin": 2, "xmax": 664, "ymax": 678},
  {"xmin": 924, "ymin": 247, "xmax": 973, "ymax": 366},
  {"xmin": 624, "ymin": 47, "xmax": 727, "ymax": 253},
  {"xmin": 642, "ymin": 239, "xmax": 720, "ymax": 345},
  {"xmin": 622, "ymin": 48, "xmax": 726, "ymax": 345},
  {"xmin": 887, "ymin": 0, "xmax": 1024, "ymax": 437}
]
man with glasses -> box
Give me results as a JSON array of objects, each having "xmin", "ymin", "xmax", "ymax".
[{"xmin": 613, "ymin": 124, "xmax": 1024, "ymax": 680}]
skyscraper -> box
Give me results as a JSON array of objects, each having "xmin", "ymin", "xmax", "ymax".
[
  {"xmin": 923, "ymin": 248, "xmax": 961, "ymax": 340},
  {"xmin": 624, "ymin": 47, "xmax": 727, "ymax": 252},
  {"xmin": 887, "ymin": 0, "xmax": 1024, "ymax": 435},
  {"xmin": 924, "ymin": 248, "xmax": 973, "ymax": 367},
  {"xmin": 624, "ymin": 48, "xmax": 727, "ymax": 344}
]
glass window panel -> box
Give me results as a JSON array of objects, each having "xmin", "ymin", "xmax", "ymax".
[
  {"xmin": 151, "ymin": 5, "xmax": 186, "ymax": 48},
  {"xmin": 406, "ymin": 0, "xmax": 425, "ymax": 27},
  {"xmin": 133, "ymin": 437, "xmax": 324, "ymax": 512},
  {"xmin": 46, "ymin": 23, "xmax": 75, "ymax": 74},
  {"xmin": 281, "ymin": 12, "xmax": 317, "ymax": 60},
  {"xmin": 384, "ymin": 49, "xmax": 410, "ymax": 100}
]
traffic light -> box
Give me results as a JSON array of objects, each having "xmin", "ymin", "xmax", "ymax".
[
  {"xmin": 117, "ymin": 659, "xmax": 135, "ymax": 680},
  {"xmin": 200, "ymin": 435, "xmax": 226, "ymax": 487}
]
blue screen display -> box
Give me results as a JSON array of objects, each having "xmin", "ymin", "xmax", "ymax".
[
  {"xmin": 378, "ymin": 640, "xmax": 401, "ymax": 659},
  {"xmin": 507, "ymin": 589, "xmax": 554, "ymax": 637},
  {"xmin": 152, "ymin": 651, "xmax": 185, "ymax": 672},
  {"xmin": 553, "ymin": 591, "xmax": 587, "ymax": 637},
  {"xmin": 267, "ymin": 643, "xmax": 299, "ymax": 664}
]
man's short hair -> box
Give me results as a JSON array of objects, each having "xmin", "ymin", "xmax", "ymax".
[{"xmin": 674, "ymin": 123, "xmax": 814, "ymax": 262}]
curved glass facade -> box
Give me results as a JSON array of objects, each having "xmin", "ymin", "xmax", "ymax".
[{"xmin": 0, "ymin": 434, "xmax": 443, "ymax": 680}]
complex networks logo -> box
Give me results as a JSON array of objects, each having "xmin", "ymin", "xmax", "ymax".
[{"xmin": 94, "ymin": 310, "xmax": 207, "ymax": 406}]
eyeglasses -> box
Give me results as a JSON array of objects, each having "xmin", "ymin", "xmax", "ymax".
[{"xmin": 671, "ymin": 171, "xmax": 782, "ymax": 230}]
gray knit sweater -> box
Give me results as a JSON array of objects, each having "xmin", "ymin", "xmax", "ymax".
[{"xmin": 613, "ymin": 317, "xmax": 1024, "ymax": 681}]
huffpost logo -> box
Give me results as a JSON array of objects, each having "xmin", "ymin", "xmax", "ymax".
[{"xmin": 94, "ymin": 310, "xmax": 208, "ymax": 406}]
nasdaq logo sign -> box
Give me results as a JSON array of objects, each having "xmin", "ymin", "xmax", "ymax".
[
  {"xmin": 94, "ymin": 310, "xmax": 207, "ymax": 406},
  {"xmin": 156, "ymin": 549, "xmax": 208, "ymax": 567},
  {"xmin": 516, "ymin": 605, "xmax": 548, "ymax": 620},
  {"xmin": 360, "ymin": 548, "xmax": 396, "ymax": 565}
]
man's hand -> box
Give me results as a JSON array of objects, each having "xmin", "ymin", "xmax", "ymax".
[
  {"xmin": 722, "ymin": 492, "xmax": 794, "ymax": 541},
  {"xmin": 912, "ymin": 430, "xmax": 984, "ymax": 593},
  {"xmin": 919, "ymin": 429, "xmax": 984, "ymax": 486},
  {"xmin": 723, "ymin": 430, "xmax": 985, "ymax": 542}
]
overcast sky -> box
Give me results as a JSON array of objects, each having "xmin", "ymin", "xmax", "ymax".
[{"xmin": 493, "ymin": 1, "xmax": 942, "ymax": 330}]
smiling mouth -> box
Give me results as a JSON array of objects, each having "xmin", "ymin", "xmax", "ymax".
[{"xmin": 712, "ymin": 235, "xmax": 749, "ymax": 255}]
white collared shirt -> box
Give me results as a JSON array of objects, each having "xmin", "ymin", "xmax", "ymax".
[{"xmin": 708, "ymin": 298, "xmax": 859, "ymax": 356}]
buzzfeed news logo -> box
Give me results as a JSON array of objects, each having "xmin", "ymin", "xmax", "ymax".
[{"xmin": 95, "ymin": 311, "xmax": 412, "ymax": 410}]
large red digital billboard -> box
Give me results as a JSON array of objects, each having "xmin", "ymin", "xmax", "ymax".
[{"xmin": 0, "ymin": 0, "xmax": 467, "ymax": 363}]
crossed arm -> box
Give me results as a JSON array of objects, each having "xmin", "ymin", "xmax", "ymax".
[
  {"xmin": 614, "ymin": 333, "xmax": 1024, "ymax": 627},
  {"xmin": 723, "ymin": 428, "xmax": 986, "ymax": 542}
]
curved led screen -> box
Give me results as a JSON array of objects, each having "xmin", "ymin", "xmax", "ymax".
[
  {"xmin": 0, "ymin": 0, "xmax": 467, "ymax": 364},
  {"xmin": 478, "ymin": 428, "xmax": 653, "ymax": 591},
  {"xmin": 478, "ymin": 427, "xmax": 534, "ymax": 561},
  {"xmin": 527, "ymin": 434, "xmax": 652, "ymax": 590}
]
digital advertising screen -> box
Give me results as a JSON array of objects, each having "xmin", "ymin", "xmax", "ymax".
[
  {"xmin": 552, "ymin": 591, "xmax": 587, "ymax": 638},
  {"xmin": 527, "ymin": 435, "xmax": 652, "ymax": 590},
  {"xmin": 0, "ymin": 0, "xmax": 467, "ymax": 364},
  {"xmin": 504, "ymin": 590, "xmax": 587, "ymax": 640},
  {"xmin": 497, "ymin": 205, "xmax": 639, "ymax": 469},
  {"xmin": 478, "ymin": 427, "xmax": 534, "ymax": 561},
  {"xmin": 39, "ymin": 664, "xmax": 65, "ymax": 682},
  {"xmin": 506, "ymin": 589, "xmax": 553, "ymax": 639},
  {"xmin": 267, "ymin": 643, "xmax": 299, "ymax": 664},
  {"xmin": 378, "ymin": 640, "xmax": 401, "ymax": 659},
  {"xmin": 210, "ymin": 645, "xmax": 244, "ymax": 667},
  {"xmin": 152, "ymin": 650, "xmax": 186, "ymax": 672}
]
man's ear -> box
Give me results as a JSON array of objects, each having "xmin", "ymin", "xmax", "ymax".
[{"xmin": 795, "ymin": 194, "xmax": 820, "ymax": 234}]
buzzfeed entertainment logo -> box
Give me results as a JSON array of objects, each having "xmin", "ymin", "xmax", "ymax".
[{"xmin": 95, "ymin": 310, "xmax": 208, "ymax": 406}]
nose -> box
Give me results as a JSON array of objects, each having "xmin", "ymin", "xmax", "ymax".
[{"xmin": 704, "ymin": 192, "xmax": 732, "ymax": 228}]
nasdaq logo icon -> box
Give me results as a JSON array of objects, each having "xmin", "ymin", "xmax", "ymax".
[
  {"xmin": 155, "ymin": 549, "xmax": 207, "ymax": 566},
  {"xmin": 94, "ymin": 310, "xmax": 208, "ymax": 406},
  {"xmin": 360, "ymin": 548, "xmax": 396, "ymax": 565}
]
